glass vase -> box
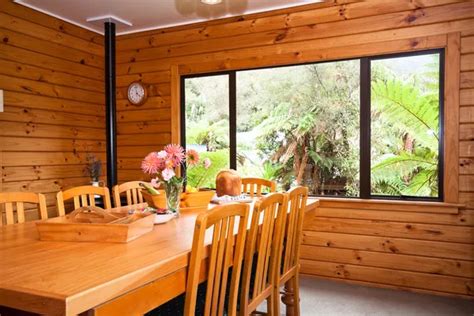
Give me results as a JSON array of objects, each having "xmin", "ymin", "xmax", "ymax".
[{"xmin": 164, "ymin": 181, "xmax": 183, "ymax": 217}]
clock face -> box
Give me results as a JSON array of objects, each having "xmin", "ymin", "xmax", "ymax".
[{"xmin": 127, "ymin": 82, "xmax": 146, "ymax": 105}]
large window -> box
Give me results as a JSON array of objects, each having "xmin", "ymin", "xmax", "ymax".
[
  {"xmin": 182, "ymin": 50, "xmax": 443, "ymax": 200},
  {"xmin": 183, "ymin": 75, "xmax": 230, "ymax": 188}
]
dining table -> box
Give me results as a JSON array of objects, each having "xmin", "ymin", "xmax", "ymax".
[{"xmin": 0, "ymin": 198, "xmax": 319, "ymax": 316}]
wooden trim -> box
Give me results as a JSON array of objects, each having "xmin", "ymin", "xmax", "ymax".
[
  {"xmin": 170, "ymin": 65, "xmax": 180, "ymax": 145},
  {"xmin": 316, "ymin": 197, "xmax": 462, "ymax": 214},
  {"xmin": 444, "ymin": 33, "xmax": 461, "ymax": 203}
]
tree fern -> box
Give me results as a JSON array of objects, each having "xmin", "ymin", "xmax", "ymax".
[{"xmin": 372, "ymin": 79, "xmax": 439, "ymax": 150}]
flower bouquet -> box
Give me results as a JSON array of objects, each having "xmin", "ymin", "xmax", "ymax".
[{"xmin": 141, "ymin": 144, "xmax": 214, "ymax": 216}]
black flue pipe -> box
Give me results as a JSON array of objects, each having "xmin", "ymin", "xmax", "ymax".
[{"xmin": 105, "ymin": 22, "xmax": 117, "ymax": 189}]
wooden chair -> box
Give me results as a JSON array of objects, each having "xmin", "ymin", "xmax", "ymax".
[
  {"xmin": 241, "ymin": 178, "xmax": 277, "ymax": 197},
  {"xmin": 184, "ymin": 203, "xmax": 250, "ymax": 316},
  {"xmin": 0, "ymin": 192, "xmax": 48, "ymax": 225},
  {"xmin": 240, "ymin": 192, "xmax": 288, "ymax": 315},
  {"xmin": 112, "ymin": 181, "xmax": 145, "ymax": 207},
  {"xmin": 274, "ymin": 186, "xmax": 308, "ymax": 316},
  {"xmin": 56, "ymin": 185, "xmax": 112, "ymax": 216}
]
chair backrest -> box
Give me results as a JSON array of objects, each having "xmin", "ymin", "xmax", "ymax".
[
  {"xmin": 56, "ymin": 185, "xmax": 112, "ymax": 216},
  {"xmin": 240, "ymin": 192, "xmax": 288, "ymax": 314},
  {"xmin": 0, "ymin": 192, "xmax": 48, "ymax": 225},
  {"xmin": 184, "ymin": 203, "xmax": 250, "ymax": 316},
  {"xmin": 112, "ymin": 181, "xmax": 145, "ymax": 207},
  {"xmin": 280, "ymin": 186, "xmax": 308, "ymax": 281},
  {"xmin": 241, "ymin": 178, "xmax": 276, "ymax": 197}
]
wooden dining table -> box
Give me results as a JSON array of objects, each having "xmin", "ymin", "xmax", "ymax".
[{"xmin": 0, "ymin": 198, "xmax": 319, "ymax": 316}]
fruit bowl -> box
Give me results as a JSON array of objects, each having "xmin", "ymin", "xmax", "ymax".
[
  {"xmin": 141, "ymin": 190, "xmax": 168, "ymax": 209},
  {"xmin": 180, "ymin": 189, "xmax": 215, "ymax": 208},
  {"xmin": 141, "ymin": 188, "xmax": 215, "ymax": 209}
]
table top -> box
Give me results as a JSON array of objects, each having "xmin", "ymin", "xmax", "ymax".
[{"xmin": 0, "ymin": 199, "xmax": 319, "ymax": 315}]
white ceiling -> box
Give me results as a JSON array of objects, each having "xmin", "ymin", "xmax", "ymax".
[{"xmin": 14, "ymin": 0, "xmax": 323, "ymax": 35}]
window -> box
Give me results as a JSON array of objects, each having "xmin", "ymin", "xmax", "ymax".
[
  {"xmin": 183, "ymin": 74, "xmax": 230, "ymax": 189},
  {"xmin": 368, "ymin": 53, "xmax": 442, "ymax": 199},
  {"xmin": 182, "ymin": 49, "xmax": 443, "ymax": 200}
]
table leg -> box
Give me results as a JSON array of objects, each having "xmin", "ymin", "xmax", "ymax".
[{"xmin": 281, "ymin": 279, "xmax": 295, "ymax": 316}]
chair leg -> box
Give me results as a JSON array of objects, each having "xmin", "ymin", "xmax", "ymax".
[
  {"xmin": 292, "ymin": 276, "xmax": 300, "ymax": 316},
  {"xmin": 273, "ymin": 285, "xmax": 281, "ymax": 316},
  {"xmin": 267, "ymin": 293, "xmax": 274, "ymax": 316},
  {"xmin": 281, "ymin": 279, "xmax": 295, "ymax": 316}
]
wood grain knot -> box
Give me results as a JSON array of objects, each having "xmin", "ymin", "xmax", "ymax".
[{"xmin": 406, "ymin": 14, "xmax": 418, "ymax": 23}]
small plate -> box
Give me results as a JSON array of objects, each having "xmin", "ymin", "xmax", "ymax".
[{"xmin": 154, "ymin": 213, "xmax": 174, "ymax": 224}]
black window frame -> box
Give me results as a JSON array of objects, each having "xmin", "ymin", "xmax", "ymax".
[{"xmin": 181, "ymin": 48, "xmax": 445, "ymax": 202}]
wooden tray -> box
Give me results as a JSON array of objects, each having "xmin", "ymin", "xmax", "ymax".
[{"xmin": 36, "ymin": 206, "xmax": 155, "ymax": 243}]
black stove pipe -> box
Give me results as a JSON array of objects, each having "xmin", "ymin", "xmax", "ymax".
[{"xmin": 105, "ymin": 22, "xmax": 117, "ymax": 189}]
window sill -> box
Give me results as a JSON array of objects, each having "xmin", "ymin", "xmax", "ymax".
[{"xmin": 314, "ymin": 197, "xmax": 463, "ymax": 214}]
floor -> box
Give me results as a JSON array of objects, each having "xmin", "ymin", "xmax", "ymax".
[{"xmin": 292, "ymin": 276, "xmax": 473, "ymax": 316}]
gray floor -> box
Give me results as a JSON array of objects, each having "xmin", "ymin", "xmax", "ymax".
[{"xmin": 294, "ymin": 277, "xmax": 473, "ymax": 316}]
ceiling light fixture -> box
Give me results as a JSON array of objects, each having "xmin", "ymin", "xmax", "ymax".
[{"xmin": 201, "ymin": 0, "xmax": 222, "ymax": 5}]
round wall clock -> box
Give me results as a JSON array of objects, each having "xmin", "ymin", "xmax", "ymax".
[{"xmin": 127, "ymin": 81, "xmax": 147, "ymax": 106}]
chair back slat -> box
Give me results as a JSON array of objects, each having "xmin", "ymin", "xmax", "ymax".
[
  {"xmin": 132, "ymin": 189, "xmax": 139, "ymax": 205},
  {"xmin": 281, "ymin": 186, "xmax": 308, "ymax": 276},
  {"xmin": 126, "ymin": 190, "xmax": 132, "ymax": 206},
  {"xmin": 73, "ymin": 196, "xmax": 81, "ymax": 210},
  {"xmin": 210, "ymin": 215, "xmax": 229, "ymax": 314},
  {"xmin": 240, "ymin": 192, "xmax": 288, "ymax": 314},
  {"xmin": 5, "ymin": 202, "xmax": 14, "ymax": 225},
  {"xmin": 16, "ymin": 202, "xmax": 25, "ymax": 223},
  {"xmin": 0, "ymin": 192, "xmax": 48, "ymax": 225},
  {"xmin": 241, "ymin": 178, "xmax": 276, "ymax": 197},
  {"xmin": 89, "ymin": 194, "xmax": 96, "ymax": 207},
  {"xmin": 57, "ymin": 185, "xmax": 111, "ymax": 215},
  {"xmin": 204, "ymin": 218, "xmax": 223, "ymax": 316},
  {"xmin": 273, "ymin": 186, "xmax": 309, "ymax": 316},
  {"xmin": 184, "ymin": 203, "xmax": 249, "ymax": 316},
  {"xmin": 112, "ymin": 181, "xmax": 145, "ymax": 207},
  {"xmin": 81, "ymin": 194, "xmax": 88, "ymax": 207}
]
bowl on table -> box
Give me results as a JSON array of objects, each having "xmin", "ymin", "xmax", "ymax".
[{"xmin": 153, "ymin": 211, "xmax": 174, "ymax": 224}]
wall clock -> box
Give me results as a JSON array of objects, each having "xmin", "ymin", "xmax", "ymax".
[{"xmin": 127, "ymin": 81, "xmax": 147, "ymax": 106}]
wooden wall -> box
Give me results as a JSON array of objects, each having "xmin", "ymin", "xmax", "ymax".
[
  {"xmin": 115, "ymin": 0, "xmax": 474, "ymax": 298},
  {"xmin": 0, "ymin": 0, "xmax": 105, "ymax": 218},
  {"xmin": 302, "ymin": 199, "xmax": 474, "ymax": 298}
]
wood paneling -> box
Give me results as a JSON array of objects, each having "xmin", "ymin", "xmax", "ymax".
[
  {"xmin": 301, "ymin": 259, "xmax": 473, "ymax": 298},
  {"xmin": 302, "ymin": 200, "xmax": 474, "ymax": 298},
  {"xmin": 0, "ymin": 0, "xmax": 105, "ymax": 215},
  {"xmin": 115, "ymin": 0, "xmax": 474, "ymax": 298}
]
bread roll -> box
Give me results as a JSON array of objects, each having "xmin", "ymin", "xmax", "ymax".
[{"xmin": 216, "ymin": 169, "xmax": 242, "ymax": 197}]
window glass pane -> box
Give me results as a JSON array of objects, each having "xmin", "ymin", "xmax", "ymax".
[
  {"xmin": 184, "ymin": 75, "xmax": 230, "ymax": 189},
  {"xmin": 237, "ymin": 61, "xmax": 360, "ymax": 196},
  {"xmin": 370, "ymin": 53, "xmax": 440, "ymax": 197}
]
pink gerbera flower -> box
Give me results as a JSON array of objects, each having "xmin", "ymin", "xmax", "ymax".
[
  {"xmin": 165, "ymin": 144, "xmax": 185, "ymax": 167},
  {"xmin": 141, "ymin": 152, "xmax": 161, "ymax": 175},
  {"xmin": 162, "ymin": 168, "xmax": 175, "ymax": 182},
  {"xmin": 186, "ymin": 149, "xmax": 200, "ymax": 166}
]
